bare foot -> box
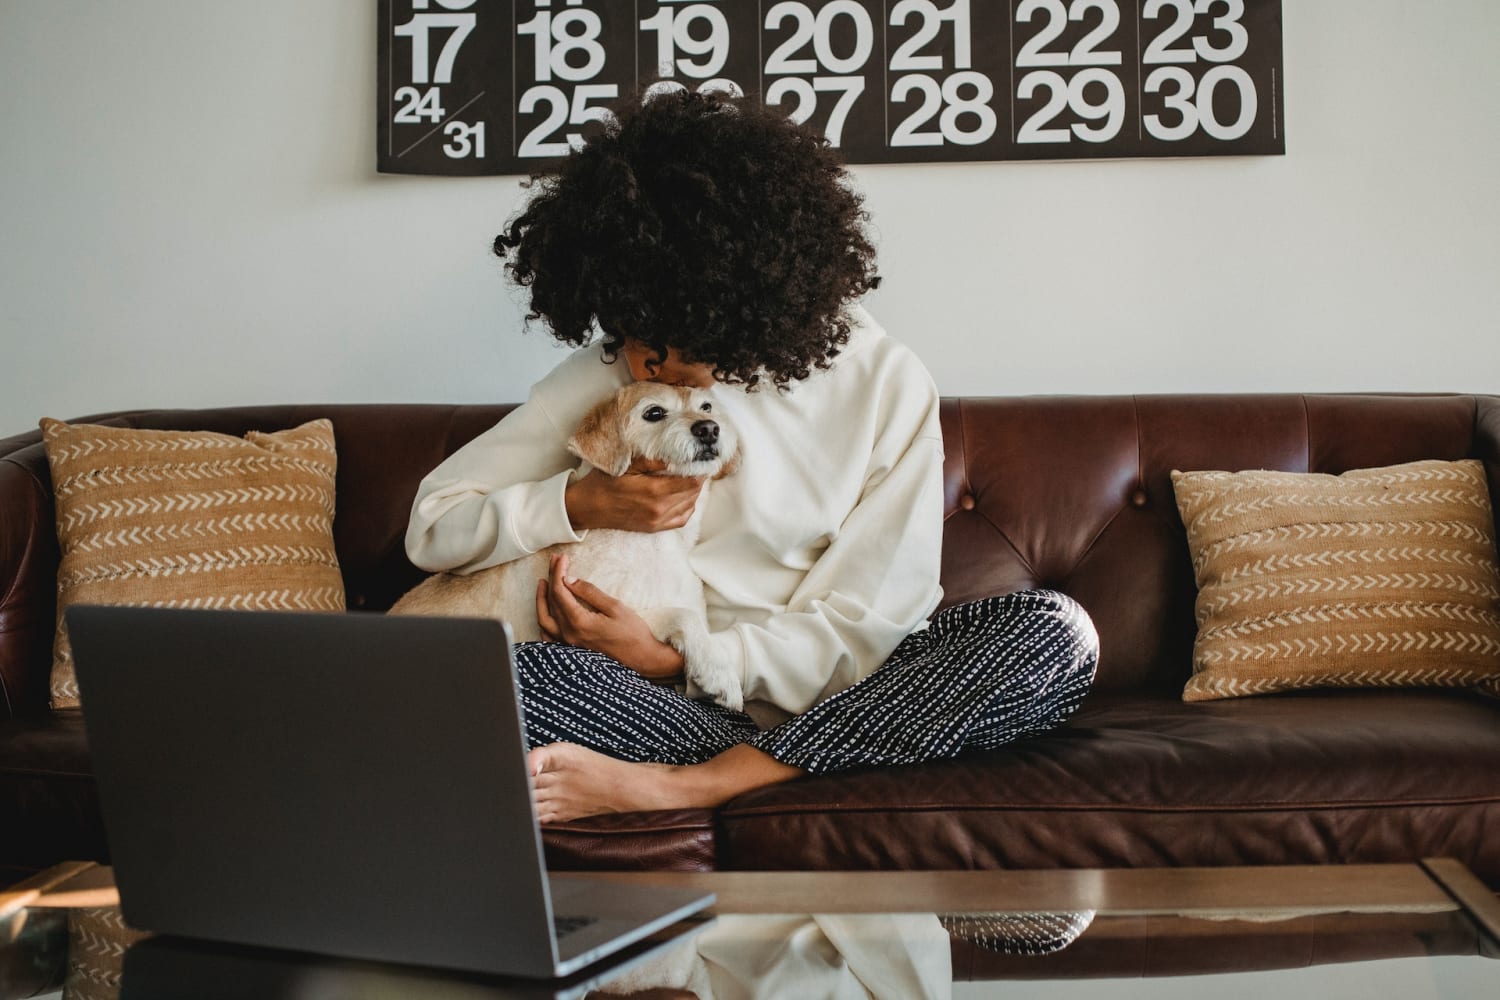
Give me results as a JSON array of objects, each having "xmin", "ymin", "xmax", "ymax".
[
  {"xmin": 528, "ymin": 742, "xmax": 806, "ymax": 824},
  {"xmin": 529, "ymin": 743, "xmax": 682, "ymax": 823}
]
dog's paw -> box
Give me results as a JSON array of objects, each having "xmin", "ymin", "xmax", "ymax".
[{"xmin": 645, "ymin": 607, "xmax": 744, "ymax": 713}]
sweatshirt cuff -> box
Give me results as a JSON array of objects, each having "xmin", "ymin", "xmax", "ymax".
[{"xmin": 507, "ymin": 468, "xmax": 585, "ymax": 554}]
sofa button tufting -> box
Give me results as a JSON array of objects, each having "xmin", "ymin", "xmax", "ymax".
[
  {"xmin": 959, "ymin": 494, "xmax": 976, "ymax": 511},
  {"xmin": 1130, "ymin": 489, "xmax": 1148, "ymax": 508},
  {"xmin": 351, "ymin": 594, "xmax": 366, "ymax": 608}
]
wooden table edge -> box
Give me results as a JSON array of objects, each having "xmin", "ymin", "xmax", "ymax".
[
  {"xmin": 12, "ymin": 859, "xmax": 1498, "ymax": 942},
  {"xmin": 1421, "ymin": 857, "xmax": 1500, "ymax": 958},
  {"xmin": 0, "ymin": 861, "xmax": 99, "ymax": 920},
  {"xmin": 561, "ymin": 862, "xmax": 1478, "ymax": 916}
]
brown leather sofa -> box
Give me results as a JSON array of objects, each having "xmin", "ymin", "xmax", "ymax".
[{"xmin": 4, "ymin": 394, "xmax": 1500, "ymax": 895}]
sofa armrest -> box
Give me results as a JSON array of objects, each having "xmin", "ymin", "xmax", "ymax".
[
  {"xmin": 0, "ymin": 438, "xmax": 60, "ymax": 718},
  {"xmin": 1475, "ymin": 397, "xmax": 1500, "ymax": 541}
]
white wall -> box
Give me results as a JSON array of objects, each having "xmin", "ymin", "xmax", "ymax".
[{"xmin": 2, "ymin": 1, "xmax": 1496, "ymax": 435}]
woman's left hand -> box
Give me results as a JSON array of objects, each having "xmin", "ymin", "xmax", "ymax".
[{"xmin": 536, "ymin": 553, "xmax": 686, "ymax": 682}]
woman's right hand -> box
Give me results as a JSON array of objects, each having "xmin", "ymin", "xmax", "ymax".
[{"xmin": 564, "ymin": 458, "xmax": 706, "ymax": 532}]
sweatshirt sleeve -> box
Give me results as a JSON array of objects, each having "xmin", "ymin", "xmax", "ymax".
[
  {"xmin": 688, "ymin": 395, "xmax": 946, "ymax": 718},
  {"xmin": 404, "ymin": 350, "xmax": 620, "ymax": 574}
]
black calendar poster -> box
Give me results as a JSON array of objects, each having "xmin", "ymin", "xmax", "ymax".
[{"xmin": 377, "ymin": 1, "xmax": 1284, "ymax": 175}]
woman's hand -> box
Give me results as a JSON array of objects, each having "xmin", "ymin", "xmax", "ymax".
[
  {"xmin": 564, "ymin": 458, "xmax": 705, "ymax": 533},
  {"xmin": 535, "ymin": 553, "xmax": 686, "ymax": 682}
]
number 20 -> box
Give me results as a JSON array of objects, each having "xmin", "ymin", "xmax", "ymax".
[{"xmin": 764, "ymin": 1, "xmax": 874, "ymax": 75}]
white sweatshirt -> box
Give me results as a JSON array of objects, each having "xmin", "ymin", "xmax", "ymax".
[{"xmin": 405, "ymin": 307, "xmax": 945, "ymax": 724}]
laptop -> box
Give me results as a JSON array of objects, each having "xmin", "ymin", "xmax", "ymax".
[{"xmin": 66, "ymin": 605, "xmax": 715, "ymax": 979}]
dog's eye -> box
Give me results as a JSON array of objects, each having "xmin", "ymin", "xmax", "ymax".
[
  {"xmin": 699, "ymin": 402, "xmax": 712, "ymax": 412},
  {"xmin": 642, "ymin": 406, "xmax": 667, "ymax": 423}
]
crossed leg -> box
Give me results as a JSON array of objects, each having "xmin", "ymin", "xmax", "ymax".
[
  {"xmin": 513, "ymin": 641, "xmax": 786, "ymax": 822},
  {"xmin": 518, "ymin": 590, "xmax": 1100, "ymax": 823}
]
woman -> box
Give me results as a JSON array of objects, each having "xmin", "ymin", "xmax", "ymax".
[{"xmin": 406, "ymin": 89, "xmax": 1098, "ymax": 824}]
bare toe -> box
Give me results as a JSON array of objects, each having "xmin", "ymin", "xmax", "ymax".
[{"xmin": 529, "ymin": 743, "xmax": 680, "ymax": 822}]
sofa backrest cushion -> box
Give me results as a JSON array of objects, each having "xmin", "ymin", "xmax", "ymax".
[
  {"xmin": 2, "ymin": 394, "xmax": 1498, "ymax": 714},
  {"xmin": 936, "ymin": 394, "xmax": 1500, "ymax": 694},
  {"xmin": 40, "ymin": 417, "xmax": 346, "ymax": 708},
  {"xmin": 1171, "ymin": 458, "xmax": 1500, "ymax": 702},
  {"xmin": 0, "ymin": 404, "xmax": 513, "ymax": 715}
]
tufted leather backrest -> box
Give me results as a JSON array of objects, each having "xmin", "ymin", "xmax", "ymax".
[
  {"xmin": 0, "ymin": 404, "xmax": 519, "ymax": 716},
  {"xmin": 938, "ymin": 394, "xmax": 1500, "ymax": 694},
  {"xmin": 2, "ymin": 395, "xmax": 1497, "ymax": 716}
]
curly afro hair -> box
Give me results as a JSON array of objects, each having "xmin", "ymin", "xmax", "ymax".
[{"xmin": 494, "ymin": 88, "xmax": 880, "ymax": 391}]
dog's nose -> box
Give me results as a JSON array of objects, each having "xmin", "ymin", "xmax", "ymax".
[{"xmin": 692, "ymin": 420, "xmax": 719, "ymax": 444}]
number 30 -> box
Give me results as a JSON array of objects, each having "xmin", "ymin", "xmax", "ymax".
[{"xmin": 1144, "ymin": 64, "xmax": 1257, "ymax": 141}]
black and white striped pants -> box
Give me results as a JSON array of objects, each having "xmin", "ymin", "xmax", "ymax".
[{"xmin": 515, "ymin": 589, "xmax": 1099, "ymax": 774}]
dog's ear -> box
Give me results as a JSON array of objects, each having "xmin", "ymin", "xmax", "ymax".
[{"xmin": 567, "ymin": 393, "xmax": 633, "ymax": 477}]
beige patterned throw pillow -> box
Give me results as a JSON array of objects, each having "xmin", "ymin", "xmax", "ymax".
[
  {"xmin": 42, "ymin": 418, "xmax": 345, "ymax": 708},
  {"xmin": 1172, "ymin": 459, "xmax": 1500, "ymax": 702},
  {"xmin": 64, "ymin": 907, "xmax": 148, "ymax": 1000}
]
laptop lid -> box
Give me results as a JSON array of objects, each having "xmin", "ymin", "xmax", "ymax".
[{"xmin": 67, "ymin": 605, "xmax": 604, "ymax": 977}]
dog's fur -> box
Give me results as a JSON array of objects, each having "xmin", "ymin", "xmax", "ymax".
[{"xmin": 390, "ymin": 381, "xmax": 744, "ymax": 710}]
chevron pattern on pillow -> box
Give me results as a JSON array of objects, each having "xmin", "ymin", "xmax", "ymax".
[
  {"xmin": 1171, "ymin": 458, "xmax": 1500, "ymax": 702},
  {"xmin": 41, "ymin": 417, "xmax": 346, "ymax": 709},
  {"xmin": 64, "ymin": 907, "xmax": 147, "ymax": 1000}
]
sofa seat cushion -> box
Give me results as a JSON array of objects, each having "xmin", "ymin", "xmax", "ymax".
[
  {"xmin": 542, "ymin": 811, "xmax": 719, "ymax": 872},
  {"xmin": 717, "ymin": 690, "xmax": 1500, "ymax": 885},
  {"xmin": 0, "ymin": 710, "xmax": 718, "ymax": 878},
  {"xmin": 0, "ymin": 710, "xmax": 107, "ymax": 873}
]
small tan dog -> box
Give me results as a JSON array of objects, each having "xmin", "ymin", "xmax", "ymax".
[{"xmin": 390, "ymin": 381, "xmax": 743, "ymax": 709}]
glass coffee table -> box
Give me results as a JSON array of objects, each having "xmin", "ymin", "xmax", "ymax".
[{"xmin": 2, "ymin": 860, "xmax": 1495, "ymax": 998}]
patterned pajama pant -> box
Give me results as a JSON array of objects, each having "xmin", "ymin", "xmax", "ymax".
[{"xmin": 514, "ymin": 589, "xmax": 1100, "ymax": 774}]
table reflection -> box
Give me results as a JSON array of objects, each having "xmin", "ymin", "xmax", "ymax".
[
  {"xmin": 589, "ymin": 909, "xmax": 1096, "ymax": 999},
  {"xmin": 36, "ymin": 906, "xmax": 1096, "ymax": 999}
]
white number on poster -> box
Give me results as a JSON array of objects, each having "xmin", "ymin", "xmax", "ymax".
[{"xmin": 378, "ymin": 0, "xmax": 1283, "ymax": 174}]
